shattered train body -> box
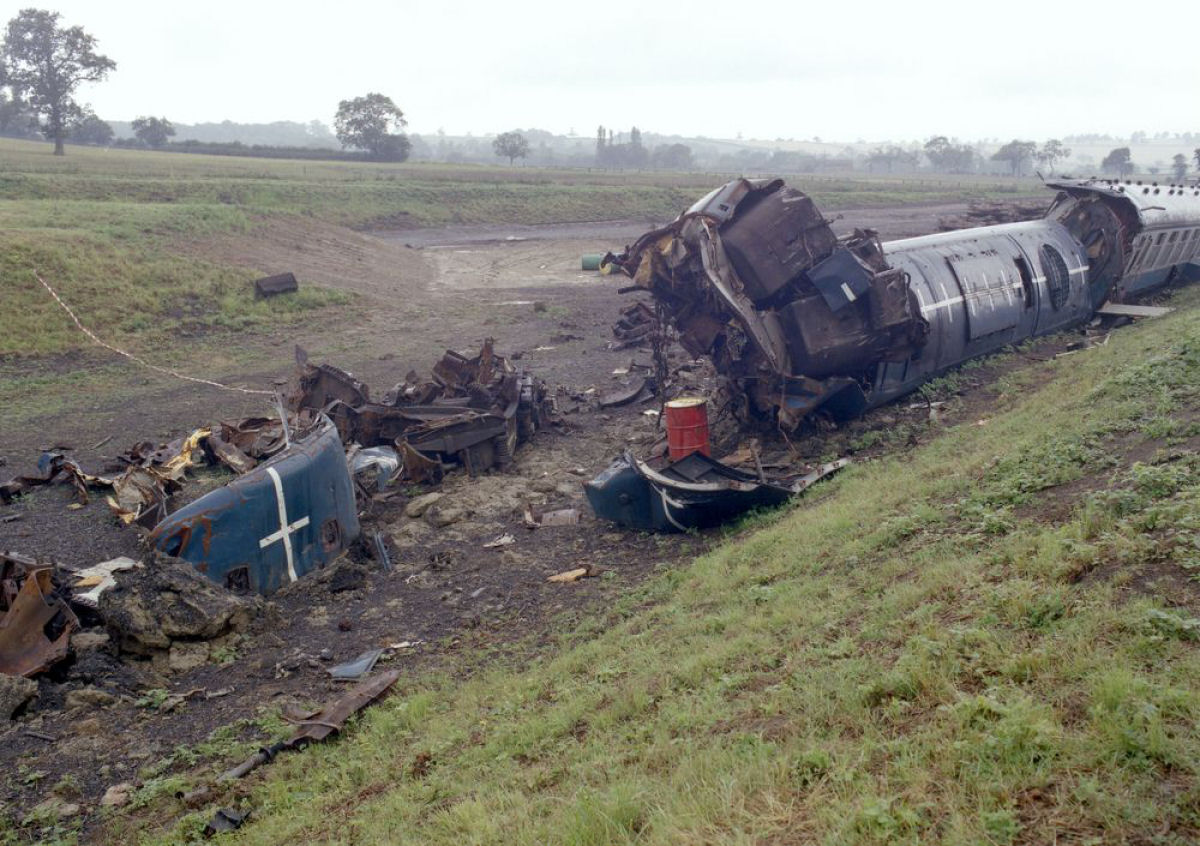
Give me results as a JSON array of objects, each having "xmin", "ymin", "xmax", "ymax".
[
  {"xmin": 609, "ymin": 178, "xmax": 1200, "ymax": 430},
  {"xmin": 149, "ymin": 417, "xmax": 360, "ymax": 595}
]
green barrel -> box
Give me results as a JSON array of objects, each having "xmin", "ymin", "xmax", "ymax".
[{"xmin": 581, "ymin": 254, "xmax": 605, "ymax": 271}]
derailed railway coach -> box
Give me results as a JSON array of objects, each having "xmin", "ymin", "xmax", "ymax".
[{"xmin": 607, "ymin": 177, "xmax": 1200, "ymax": 430}]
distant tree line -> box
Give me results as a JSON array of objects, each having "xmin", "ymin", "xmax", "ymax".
[{"xmin": 3, "ymin": 9, "xmax": 1197, "ymax": 180}]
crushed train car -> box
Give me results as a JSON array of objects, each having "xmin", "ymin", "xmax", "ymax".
[
  {"xmin": 607, "ymin": 177, "xmax": 1200, "ymax": 431},
  {"xmin": 148, "ymin": 417, "xmax": 360, "ymax": 595}
]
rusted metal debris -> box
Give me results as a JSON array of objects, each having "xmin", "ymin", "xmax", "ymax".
[
  {"xmin": 1, "ymin": 452, "xmax": 112, "ymax": 506},
  {"xmin": 217, "ymin": 670, "xmax": 401, "ymax": 782},
  {"xmin": 0, "ymin": 416, "xmax": 297, "ymax": 526},
  {"xmin": 253, "ymin": 272, "xmax": 299, "ymax": 298},
  {"xmin": 598, "ymin": 376, "xmax": 649, "ymax": 409},
  {"xmin": 289, "ymin": 339, "xmax": 550, "ymax": 478},
  {"xmin": 0, "ymin": 553, "xmax": 78, "ymax": 678},
  {"xmin": 607, "ymin": 179, "xmax": 929, "ymax": 431},
  {"xmin": 610, "ymin": 301, "xmax": 657, "ymax": 349}
]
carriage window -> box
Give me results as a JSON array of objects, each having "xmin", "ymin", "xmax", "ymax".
[
  {"xmin": 162, "ymin": 528, "xmax": 190, "ymax": 557},
  {"xmin": 321, "ymin": 518, "xmax": 342, "ymax": 552}
]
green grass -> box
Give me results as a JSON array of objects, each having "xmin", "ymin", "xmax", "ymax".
[
  {"xmin": 98, "ymin": 284, "xmax": 1200, "ymax": 845},
  {"xmin": 0, "ymin": 138, "xmax": 1042, "ymax": 227},
  {"xmin": 0, "ymin": 137, "xmax": 1044, "ymax": 359}
]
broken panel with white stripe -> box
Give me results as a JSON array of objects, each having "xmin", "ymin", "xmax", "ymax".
[{"xmin": 148, "ymin": 417, "xmax": 359, "ymax": 595}]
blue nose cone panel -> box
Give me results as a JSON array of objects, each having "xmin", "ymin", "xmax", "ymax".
[{"xmin": 149, "ymin": 419, "xmax": 360, "ymax": 595}]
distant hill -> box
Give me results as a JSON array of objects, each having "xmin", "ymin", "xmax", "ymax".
[{"xmin": 109, "ymin": 119, "xmax": 337, "ymax": 148}]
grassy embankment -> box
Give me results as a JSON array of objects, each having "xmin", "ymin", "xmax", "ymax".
[
  {"xmin": 0, "ymin": 136, "xmax": 1041, "ymax": 359},
  {"xmin": 97, "ymin": 284, "xmax": 1200, "ymax": 845}
]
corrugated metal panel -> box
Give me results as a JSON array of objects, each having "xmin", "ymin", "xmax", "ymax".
[{"xmin": 944, "ymin": 252, "xmax": 1022, "ymax": 340}]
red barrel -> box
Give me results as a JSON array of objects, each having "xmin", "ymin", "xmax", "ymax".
[{"xmin": 664, "ymin": 397, "xmax": 710, "ymax": 461}]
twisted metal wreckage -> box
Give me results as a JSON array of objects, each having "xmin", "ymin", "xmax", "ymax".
[
  {"xmin": 1, "ymin": 342, "xmax": 549, "ymax": 601},
  {"xmin": 148, "ymin": 339, "xmax": 550, "ymax": 595},
  {"xmin": 9, "ymin": 175, "xmax": 1198, "ymax": 675},
  {"xmin": 605, "ymin": 177, "xmax": 1200, "ymax": 432}
]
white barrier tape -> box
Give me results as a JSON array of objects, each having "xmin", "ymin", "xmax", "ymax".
[{"xmin": 34, "ymin": 271, "xmax": 274, "ymax": 396}]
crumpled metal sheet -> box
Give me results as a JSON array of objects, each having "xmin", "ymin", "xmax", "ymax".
[
  {"xmin": 608, "ymin": 179, "xmax": 927, "ymax": 431},
  {"xmin": 106, "ymin": 467, "xmax": 174, "ymax": 526},
  {"xmin": 205, "ymin": 432, "xmax": 256, "ymax": 474},
  {"xmin": 0, "ymin": 566, "xmax": 78, "ymax": 678},
  {"xmin": 1, "ymin": 452, "xmax": 114, "ymax": 505},
  {"xmin": 287, "ymin": 670, "xmax": 401, "ymax": 744},
  {"xmin": 289, "ymin": 339, "xmax": 549, "ymax": 478}
]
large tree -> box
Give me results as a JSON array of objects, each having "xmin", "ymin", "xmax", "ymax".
[
  {"xmin": 334, "ymin": 92, "xmax": 410, "ymax": 161},
  {"xmin": 991, "ymin": 139, "xmax": 1037, "ymax": 176},
  {"xmin": 492, "ymin": 130, "xmax": 529, "ymax": 165},
  {"xmin": 650, "ymin": 143, "xmax": 692, "ymax": 170},
  {"xmin": 1, "ymin": 9, "xmax": 115, "ymax": 155},
  {"xmin": 131, "ymin": 115, "xmax": 174, "ymax": 148},
  {"xmin": 924, "ymin": 136, "xmax": 977, "ymax": 173},
  {"xmin": 1035, "ymin": 139, "xmax": 1071, "ymax": 175},
  {"xmin": 1101, "ymin": 147, "xmax": 1134, "ymax": 178},
  {"xmin": 1172, "ymin": 153, "xmax": 1189, "ymax": 182}
]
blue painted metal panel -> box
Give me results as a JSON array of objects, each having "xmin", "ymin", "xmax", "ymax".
[{"xmin": 148, "ymin": 419, "xmax": 360, "ymax": 595}]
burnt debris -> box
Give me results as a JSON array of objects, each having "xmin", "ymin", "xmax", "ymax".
[
  {"xmin": 607, "ymin": 176, "xmax": 1200, "ymax": 433},
  {"xmin": 607, "ymin": 178, "xmax": 928, "ymax": 431},
  {"xmin": 288, "ymin": 338, "xmax": 550, "ymax": 477}
]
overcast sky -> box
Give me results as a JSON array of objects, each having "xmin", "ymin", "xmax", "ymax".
[{"xmin": 4, "ymin": 0, "xmax": 1198, "ymax": 143}]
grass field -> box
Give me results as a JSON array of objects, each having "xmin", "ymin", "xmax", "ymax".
[
  {"xmin": 90, "ymin": 283, "xmax": 1200, "ymax": 846},
  {"xmin": 0, "ymin": 137, "xmax": 1042, "ymax": 359}
]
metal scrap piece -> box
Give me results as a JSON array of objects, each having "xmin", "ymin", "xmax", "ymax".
[
  {"xmin": 598, "ymin": 377, "xmax": 648, "ymax": 408},
  {"xmin": 205, "ymin": 432, "xmax": 256, "ymax": 474},
  {"xmin": 70, "ymin": 556, "xmax": 138, "ymax": 609},
  {"xmin": 0, "ymin": 567, "xmax": 78, "ymax": 677},
  {"xmin": 218, "ymin": 670, "xmax": 401, "ymax": 782},
  {"xmin": 328, "ymin": 648, "xmax": 384, "ymax": 680},
  {"xmin": 106, "ymin": 466, "xmax": 173, "ymax": 526},
  {"xmin": 398, "ymin": 442, "xmax": 443, "ymax": 485},
  {"xmin": 204, "ymin": 807, "xmax": 250, "ymax": 837}
]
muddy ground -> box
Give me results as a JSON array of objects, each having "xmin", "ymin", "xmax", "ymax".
[{"xmin": 0, "ymin": 199, "xmax": 1088, "ymax": 838}]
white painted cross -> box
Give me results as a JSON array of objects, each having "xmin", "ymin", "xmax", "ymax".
[{"xmin": 259, "ymin": 466, "xmax": 310, "ymax": 582}]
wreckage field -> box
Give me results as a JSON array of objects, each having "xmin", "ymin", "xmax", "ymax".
[{"xmin": 4, "ymin": 145, "xmax": 1195, "ymax": 844}]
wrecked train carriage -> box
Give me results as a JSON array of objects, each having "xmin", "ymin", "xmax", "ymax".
[
  {"xmin": 148, "ymin": 418, "xmax": 359, "ymax": 596},
  {"xmin": 611, "ymin": 177, "xmax": 1200, "ymax": 431},
  {"xmin": 609, "ymin": 178, "xmax": 929, "ymax": 428},
  {"xmin": 1045, "ymin": 178, "xmax": 1200, "ymax": 302}
]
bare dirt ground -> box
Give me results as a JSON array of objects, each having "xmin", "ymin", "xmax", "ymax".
[{"xmin": 1, "ymin": 199, "xmax": 1085, "ymax": 839}]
